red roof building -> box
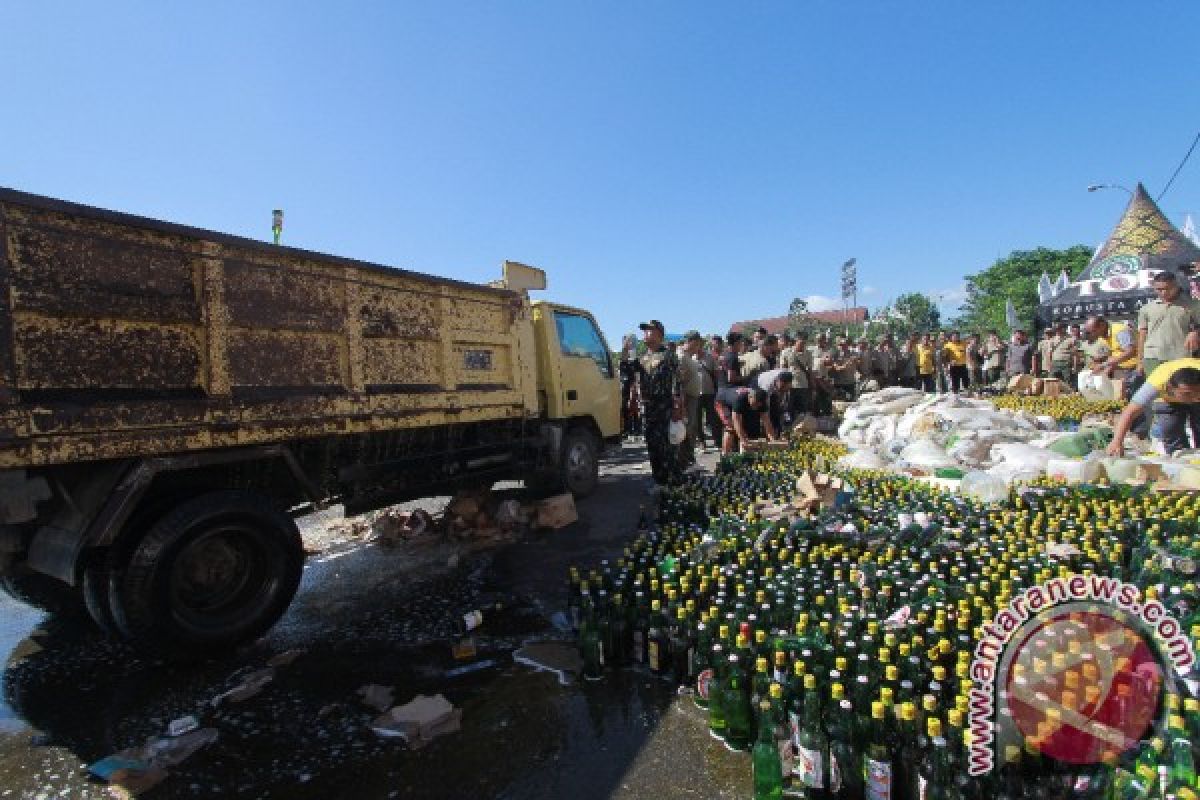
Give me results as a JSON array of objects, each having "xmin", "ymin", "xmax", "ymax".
[{"xmin": 728, "ymin": 308, "xmax": 869, "ymax": 335}]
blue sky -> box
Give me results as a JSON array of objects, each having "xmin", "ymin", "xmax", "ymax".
[{"xmin": 1, "ymin": 2, "xmax": 1198, "ymax": 344}]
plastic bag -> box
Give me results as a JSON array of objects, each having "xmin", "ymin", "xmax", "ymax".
[
  {"xmin": 990, "ymin": 442, "xmax": 1055, "ymax": 470},
  {"xmin": 1047, "ymin": 432, "xmax": 1092, "ymax": 458},
  {"xmin": 961, "ymin": 471, "xmax": 1009, "ymax": 503},
  {"xmin": 898, "ymin": 438, "xmax": 959, "ymax": 470},
  {"xmin": 838, "ymin": 449, "xmax": 887, "ymax": 470}
]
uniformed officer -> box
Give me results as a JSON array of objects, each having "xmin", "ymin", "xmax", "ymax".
[
  {"xmin": 636, "ymin": 320, "xmax": 684, "ymax": 486},
  {"xmin": 1136, "ymin": 270, "xmax": 1200, "ymax": 378}
]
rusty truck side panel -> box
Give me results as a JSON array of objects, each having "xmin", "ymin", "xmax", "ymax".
[{"xmin": 0, "ymin": 189, "xmax": 539, "ymax": 469}]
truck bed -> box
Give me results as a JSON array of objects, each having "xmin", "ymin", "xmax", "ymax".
[{"xmin": 0, "ymin": 189, "xmax": 538, "ymax": 469}]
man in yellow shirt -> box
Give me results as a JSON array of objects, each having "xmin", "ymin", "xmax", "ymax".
[
  {"xmin": 942, "ymin": 331, "xmax": 968, "ymax": 393},
  {"xmin": 916, "ymin": 334, "xmax": 936, "ymax": 393},
  {"xmin": 1108, "ymin": 357, "xmax": 1200, "ymax": 456}
]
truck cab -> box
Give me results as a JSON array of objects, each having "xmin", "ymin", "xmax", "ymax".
[{"xmin": 529, "ymin": 301, "xmax": 621, "ymax": 495}]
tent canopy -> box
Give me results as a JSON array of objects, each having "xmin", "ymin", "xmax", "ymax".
[{"xmin": 1037, "ymin": 183, "xmax": 1200, "ymax": 328}]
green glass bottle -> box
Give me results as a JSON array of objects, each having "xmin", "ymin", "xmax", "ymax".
[
  {"xmin": 827, "ymin": 692, "xmax": 859, "ymax": 800},
  {"xmin": 670, "ymin": 606, "xmax": 694, "ymax": 686},
  {"xmin": 693, "ymin": 622, "xmax": 714, "ymax": 709},
  {"xmin": 752, "ymin": 657, "xmax": 772, "ymax": 720},
  {"xmin": 863, "ymin": 701, "xmax": 894, "ymax": 800},
  {"xmin": 915, "ymin": 717, "xmax": 950, "ymax": 800},
  {"xmin": 725, "ymin": 653, "xmax": 755, "ymax": 751},
  {"xmin": 1168, "ymin": 713, "xmax": 1197, "ymax": 794},
  {"xmin": 647, "ymin": 599, "xmax": 669, "ymax": 675},
  {"xmin": 792, "ymin": 672, "xmax": 828, "ymax": 797},
  {"xmin": 580, "ymin": 595, "xmax": 604, "ymax": 681},
  {"xmin": 708, "ymin": 643, "xmax": 728, "ymax": 741},
  {"xmin": 754, "ymin": 700, "xmax": 785, "ymax": 800}
]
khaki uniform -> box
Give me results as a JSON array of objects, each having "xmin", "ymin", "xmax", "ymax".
[
  {"xmin": 1037, "ymin": 337, "xmax": 1056, "ymax": 376},
  {"xmin": 1050, "ymin": 335, "xmax": 1077, "ymax": 372},
  {"xmin": 1080, "ymin": 337, "xmax": 1112, "ymax": 366},
  {"xmin": 810, "ymin": 346, "xmax": 834, "ymax": 380},
  {"xmin": 678, "ymin": 352, "xmax": 702, "ymax": 398},
  {"xmin": 779, "ymin": 346, "xmax": 810, "ymax": 389},
  {"xmin": 1138, "ymin": 296, "xmax": 1200, "ymax": 374}
]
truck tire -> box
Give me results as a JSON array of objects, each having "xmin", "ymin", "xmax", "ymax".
[
  {"xmin": 560, "ymin": 429, "xmax": 599, "ymax": 497},
  {"xmin": 108, "ymin": 491, "xmax": 303, "ymax": 654},
  {"xmin": 0, "ymin": 566, "xmax": 85, "ymax": 618}
]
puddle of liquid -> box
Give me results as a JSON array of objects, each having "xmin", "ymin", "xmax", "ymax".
[{"xmin": 0, "ymin": 592, "xmax": 44, "ymax": 733}]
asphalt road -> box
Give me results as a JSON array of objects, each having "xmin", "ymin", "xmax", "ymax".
[{"xmin": 0, "ymin": 441, "xmax": 746, "ymax": 800}]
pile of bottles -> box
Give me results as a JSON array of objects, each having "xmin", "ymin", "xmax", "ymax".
[
  {"xmin": 569, "ymin": 441, "xmax": 1200, "ymax": 799},
  {"xmin": 989, "ymin": 394, "xmax": 1124, "ymax": 424}
]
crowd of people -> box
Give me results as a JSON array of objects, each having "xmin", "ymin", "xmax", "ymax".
[{"xmin": 619, "ymin": 269, "xmax": 1200, "ymax": 485}]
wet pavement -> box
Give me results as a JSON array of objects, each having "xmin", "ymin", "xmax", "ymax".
[{"xmin": 0, "ymin": 442, "xmax": 748, "ymax": 800}]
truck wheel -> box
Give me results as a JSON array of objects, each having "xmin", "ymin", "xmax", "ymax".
[
  {"xmin": 561, "ymin": 429, "xmax": 599, "ymax": 497},
  {"xmin": 0, "ymin": 566, "xmax": 85, "ymax": 618},
  {"xmin": 109, "ymin": 491, "xmax": 303, "ymax": 654}
]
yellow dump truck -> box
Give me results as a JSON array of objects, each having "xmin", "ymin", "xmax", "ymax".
[{"xmin": 0, "ymin": 188, "xmax": 621, "ymax": 653}]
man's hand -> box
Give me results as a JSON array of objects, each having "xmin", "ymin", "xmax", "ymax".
[
  {"xmin": 1106, "ymin": 440, "xmax": 1124, "ymax": 457},
  {"xmin": 1187, "ymin": 330, "xmax": 1200, "ymax": 355}
]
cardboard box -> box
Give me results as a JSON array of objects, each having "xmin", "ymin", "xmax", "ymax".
[
  {"xmin": 1008, "ymin": 374, "xmax": 1034, "ymax": 393},
  {"xmin": 1041, "ymin": 378, "xmax": 1063, "ymax": 398}
]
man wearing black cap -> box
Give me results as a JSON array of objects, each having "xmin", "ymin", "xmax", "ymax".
[{"xmin": 636, "ymin": 320, "xmax": 684, "ymax": 486}]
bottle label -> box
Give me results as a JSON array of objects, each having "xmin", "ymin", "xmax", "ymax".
[
  {"xmin": 796, "ymin": 745, "xmax": 824, "ymax": 788},
  {"xmin": 648, "ymin": 641, "xmax": 661, "ymax": 671},
  {"xmin": 777, "ymin": 738, "xmax": 796, "ymax": 777},
  {"xmin": 696, "ymin": 668, "xmax": 714, "ymax": 700},
  {"xmin": 865, "ymin": 757, "xmax": 891, "ymax": 800},
  {"xmin": 829, "ymin": 753, "xmax": 842, "ymax": 792}
]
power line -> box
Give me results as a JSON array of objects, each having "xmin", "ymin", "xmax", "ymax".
[{"xmin": 1157, "ymin": 130, "xmax": 1200, "ymax": 202}]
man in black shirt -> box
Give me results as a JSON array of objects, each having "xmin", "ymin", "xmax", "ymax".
[
  {"xmin": 714, "ymin": 386, "xmax": 769, "ymax": 454},
  {"xmin": 720, "ymin": 332, "xmax": 748, "ymax": 388}
]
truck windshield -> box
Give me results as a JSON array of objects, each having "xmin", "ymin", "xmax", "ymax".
[{"xmin": 553, "ymin": 311, "xmax": 613, "ymax": 378}]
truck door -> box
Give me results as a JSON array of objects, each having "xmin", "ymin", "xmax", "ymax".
[{"xmin": 550, "ymin": 310, "xmax": 620, "ymax": 437}]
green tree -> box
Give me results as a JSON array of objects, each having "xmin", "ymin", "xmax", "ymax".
[
  {"xmin": 788, "ymin": 297, "xmax": 810, "ymax": 323},
  {"xmin": 892, "ymin": 292, "xmax": 942, "ymax": 334},
  {"xmin": 954, "ymin": 245, "xmax": 1093, "ymax": 335}
]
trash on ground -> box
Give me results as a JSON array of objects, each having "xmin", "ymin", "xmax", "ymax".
[
  {"xmin": 371, "ymin": 508, "xmax": 434, "ymax": 544},
  {"xmin": 535, "ymin": 494, "xmax": 578, "ymax": 529},
  {"xmin": 211, "ymin": 667, "xmax": 274, "ymax": 707},
  {"xmin": 91, "ymin": 727, "xmax": 218, "ymax": 792},
  {"xmin": 445, "ymin": 658, "xmax": 497, "ymax": 678},
  {"xmin": 266, "ymin": 648, "xmax": 305, "ymax": 668},
  {"xmin": 166, "ymin": 715, "xmax": 199, "ymax": 737},
  {"xmin": 141, "ymin": 727, "xmax": 219, "ymax": 768},
  {"xmin": 451, "ymin": 637, "xmax": 478, "ymax": 660},
  {"xmin": 370, "ymin": 693, "xmax": 462, "ymax": 747},
  {"xmin": 513, "ymin": 641, "xmax": 583, "ymax": 685},
  {"xmin": 357, "ymin": 684, "xmax": 395, "ymax": 712}
]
